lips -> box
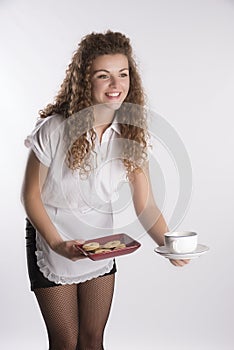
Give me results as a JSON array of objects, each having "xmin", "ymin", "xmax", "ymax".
[{"xmin": 105, "ymin": 92, "xmax": 121, "ymax": 97}]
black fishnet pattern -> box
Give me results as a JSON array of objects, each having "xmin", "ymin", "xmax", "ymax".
[
  {"xmin": 34, "ymin": 274, "xmax": 115, "ymax": 350},
  {"xmin": 78, "ymin": 274, "xmax": 115, "ymax": 350},
  {"xmin": 35, "ymin": 284, "xmax": 78, "ymax": 350}
]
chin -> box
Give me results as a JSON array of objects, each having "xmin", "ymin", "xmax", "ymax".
[{"xmin": 104, "ymin": 101, "xmax": 123, "ymax": 111}]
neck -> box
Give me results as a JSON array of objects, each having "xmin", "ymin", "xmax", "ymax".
[{"xmin": 93, "ymin": 104, "xmax": 116, "ymax": 129}]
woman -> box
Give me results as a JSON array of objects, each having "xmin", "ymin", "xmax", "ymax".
[{"xmin": 22, "ymin": 30, "xmax": 189, "ymax": 350}]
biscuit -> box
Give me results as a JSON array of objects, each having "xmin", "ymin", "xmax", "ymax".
[
  {"xmin": 114, "ymin": 243, "xmax": 126, "ymax": 250},
  {"xmin": 103, "ymin": 240, "xmax": 121, "ymax": 249},
  {"xmin": 82, "ymin": 242, "xmax": 100, "ymax": 251},
  {"xmin": 94, "ymin": 248, "xmax": 112, "ymax": 254}
]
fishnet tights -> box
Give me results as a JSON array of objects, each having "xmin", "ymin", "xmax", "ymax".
[{"xmin": 34, "ymin": 274, "xmax": 115, "ymax": 350}]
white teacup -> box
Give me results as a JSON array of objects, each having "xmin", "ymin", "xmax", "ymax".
[{"xmin": 164, "ymin": 231, "xmax": 198, "ymax": 254}]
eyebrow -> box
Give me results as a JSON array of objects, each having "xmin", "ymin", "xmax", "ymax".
[{"xmin": 92, "ymin": 68, "xmax": 129, "ymax": 74}]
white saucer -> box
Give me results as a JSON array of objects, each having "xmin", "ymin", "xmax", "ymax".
[{"xmin": 154, "ymin": 244, "xmax": 209, "ymax": 260}]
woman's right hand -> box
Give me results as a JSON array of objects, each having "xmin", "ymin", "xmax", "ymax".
[{"xmin": 52, "ymin": 239, "xmax": 87, "ymax": 261}]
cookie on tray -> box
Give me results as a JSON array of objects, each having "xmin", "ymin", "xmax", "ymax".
[
  {"xmin": 82, "ymin": 242, "xmax": 100, "ymax": 252},
  {"xmin": 94, "ymin": 248, "xmax": 112, "ymax": 254},
  {"xmin": 103, "ymin": 240, "xmax": 121, "ymax": 249}
]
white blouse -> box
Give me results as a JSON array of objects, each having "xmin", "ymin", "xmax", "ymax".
[{"xmin": 25, "ymin": 114, "xmax": 129, "ymax": 284}]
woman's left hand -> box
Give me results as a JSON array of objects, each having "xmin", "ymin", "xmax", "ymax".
[{"xmin": 169, "ymin": 259, "xmax": 190, "ymax": 267}]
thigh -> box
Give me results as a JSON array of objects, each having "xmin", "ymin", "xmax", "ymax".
[
  {"xmin": 78, "ymin": 274, "xmax": 115, "ymax": 333},
  {"xmin": 25, "ymin": 218, "xmax": 60, "ymax": 290},
  {"xmin": 34, "ymin": 284, "xmax": 79, "ymax": 348}
]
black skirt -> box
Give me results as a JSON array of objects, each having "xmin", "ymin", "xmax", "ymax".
[{"xmin": 25, "ymin": 219, "xmax": 117, "ymax": 291}]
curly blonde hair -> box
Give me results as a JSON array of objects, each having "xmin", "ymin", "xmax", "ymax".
[{"xmin": 39, "ymin": 30, "xmax": 148, "ymax": 177}]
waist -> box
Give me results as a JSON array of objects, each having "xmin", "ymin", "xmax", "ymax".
[{"xmin": 45, "ymin": 205, "xmax": 114, "ymax": 240}]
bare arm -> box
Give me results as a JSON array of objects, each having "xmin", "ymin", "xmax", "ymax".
[
  {"xmin": 21, "ymin": 151, "xmax": 85, "ymax": 260},
  {"xmin": 130, "ymin": 163, "xmax": 190, "ymax": 267},
  {"xmin": 130, "ymin": 163, "xmax": 168, "ymax": 246}
]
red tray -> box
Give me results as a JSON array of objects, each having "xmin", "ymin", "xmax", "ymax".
[{"xmin": 76, "ymin": 233, "xmax": 141, "ymax": 261}]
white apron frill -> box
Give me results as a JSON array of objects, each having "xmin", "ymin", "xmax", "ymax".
[{"xmin": 36, "ymin": 204, "xmax": 114, "ymax": 284}]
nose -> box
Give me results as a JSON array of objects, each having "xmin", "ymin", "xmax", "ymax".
[{"xmin": 109, "ymin": 75, "xmax": 118, "ymax": 88}]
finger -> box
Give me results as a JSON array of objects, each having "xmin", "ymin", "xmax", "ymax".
[
  {"xmin": 169, "ymin": 259, "xmax": 181, "ymax": 267},
  {"xmin": 71, "ymin": 254, "xmax": 87, "ymax": 261},
  {"xmin": 74, "ymin": 239, "xmax": 85, "ymax": 245},
  {"xmin": 72, "ymin": 244, "xmax": 88, "ymax": 259},
  {"xmin": 182, "ymin": 259, "xmax": 190, "ymax": 264},
  {"xmin": 72, "ymin": 244, "xmax": 84, "ymax": 253},
  {"xmin": 170, "ymin": 259, "xmax": 189, "ymax": 267},
  {"xmin": 177, "ymin": 259, "xmax": 190, "ymax": 266}
]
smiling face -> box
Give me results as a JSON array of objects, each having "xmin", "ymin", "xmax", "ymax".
[{"xmin": 91, "ymin": 54, "xmax": 130, "ymax": 110}]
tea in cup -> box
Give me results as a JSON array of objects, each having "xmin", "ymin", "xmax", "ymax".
[{"xmin": 164, "ymin": 231, "xmax": 198, "ymax": 254}]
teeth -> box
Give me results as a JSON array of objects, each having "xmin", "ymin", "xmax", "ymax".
[{"xmin": 106, "ymin": 92, "xmax": 120, "ymax": 97}]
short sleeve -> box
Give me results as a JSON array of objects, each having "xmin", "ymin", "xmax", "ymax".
[{"xmin": 24, "ymin": 116, "xmax": 55, "ymax": 167}]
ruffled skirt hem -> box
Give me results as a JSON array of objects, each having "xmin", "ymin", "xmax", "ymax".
[{"xmin": 35, "ymin": 249, "xmax": 114, "ymax": 285}]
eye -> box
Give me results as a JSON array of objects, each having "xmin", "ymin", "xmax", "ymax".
[
  {"xmin": 97, "ymin": 74, "xmax": 109, "ymax": 79},
  {"xmin": 120, "ymin": 73, "xmax": 128, "ymax": 78}
]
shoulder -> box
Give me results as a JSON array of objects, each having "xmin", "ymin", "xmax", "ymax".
[
  {"xmin": 129, "ymin": 162, "xmax": 150, "ymax": 185},
  {"xmin": 34, "ymin": 114, "xmax": 66, "ymax": 139},
  {"xmin": 36, "ymin": 114, "xmax": 66, "ymax": 130},
  {"xmin": 25, "ymin": 114, "xmax": 66, "ymax": 149}
]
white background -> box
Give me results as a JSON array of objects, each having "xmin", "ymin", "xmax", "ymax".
[{"xmin": 1, "ymin": 0, "xmax": 234, "ymax": 349}]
